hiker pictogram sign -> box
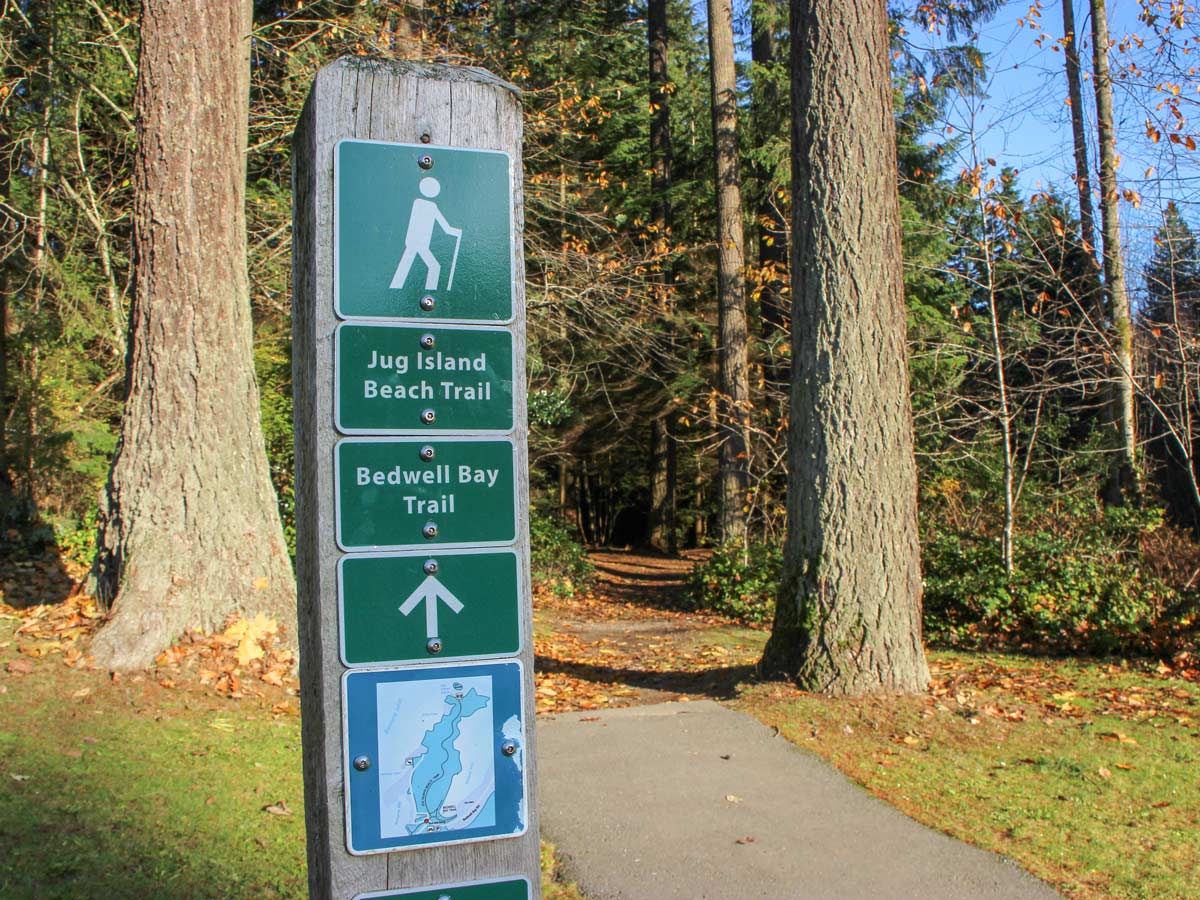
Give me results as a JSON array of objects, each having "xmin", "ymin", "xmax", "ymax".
[{"xmin": 335, "ymin": 139, "xmax": 514, "ymax": 323}]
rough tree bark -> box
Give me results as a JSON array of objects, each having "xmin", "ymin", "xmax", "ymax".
[
  {"xmin": 648, "ymin": 0, "xmax": 677, "ymax": 553},
  {"xmin": 1089, "ymin": 0, "xmax": 1140, "ymax": 500},
  {"xmin": 760, "ymin": 0, "xmax": 929, "ymax": 694},
  {"xmin": 707, "ymin": 0, "xmax": 751, "ymax": 544},
  {"xmin": 89, "ymin": 0, "xmax": 296, "ymax": 671}
]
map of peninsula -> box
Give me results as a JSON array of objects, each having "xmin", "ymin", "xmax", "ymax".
[{"xmin": 376, "ymin": 674, "xmax": 496, "ymax": 840}]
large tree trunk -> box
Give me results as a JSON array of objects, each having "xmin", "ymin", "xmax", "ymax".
[
  {"xmin": 89, "ymin": 0, "xmax": 296, "ymax": 671},
  {"xmin": 1089, "ymin": 0, "xmax": 1139, "ymax": 500},
  {"xmin": 647, "ymin": 0, "xmax": 677, "ymax": 553},
  {"xmin": 707, "ymin": 0, "xmax": 751, "ymax": 544},
  {"xmin": 760, "ymin": 0, "xmax": 929, "ymax": 695}
]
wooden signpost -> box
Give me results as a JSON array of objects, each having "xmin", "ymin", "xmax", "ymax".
[{"xmin": 292, "ymin": 59, "xmax": 539, "ymax": 900}]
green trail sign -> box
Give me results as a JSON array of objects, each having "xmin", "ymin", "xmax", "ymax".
[
  {"xmin": 335, "ymin": 139, "xmax": 513, "ymax": 323},
  {"xmin": 335, "ymin": 323, "xmax": 513, "ymax": 434},
  {"xmin": 339, "ymin": 549, "xmax": 521, "ymax": 666},
  {"xmin": 335, "ymin": 437, "xmax": 517, "ymax": 551},
  {"xmin": 354, "ymin": 877, "xmax": 531, "ymax": 900}
]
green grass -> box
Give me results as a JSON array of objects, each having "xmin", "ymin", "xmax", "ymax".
[
  {"xmin": 0, "ymin": 619, "xmax": 578, "ymax": 900},
  {"xmin": 735, "ymin": 651, "xmax": 1200, "ymax": 900}
]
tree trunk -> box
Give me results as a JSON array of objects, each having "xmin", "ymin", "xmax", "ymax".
[
  {"xmin": 89, "ymin": 0, "xmax": 296, "ymax": 671},
  {"xmin": 1061, "ymin": 0, "xmax": 1098, "ymax": 260},
  {"xmin": 707, "ymin": 0, "xmax": 751, "ymax": 544},
  {"xmin": 648, "ymin": 0, "xmax": 677, "ymax": 553},
  {"xmin": 751, "ymin": 0, "xmax": 789, "ymax": 343},
  {"xmin": 393, "ymin": 0, "xmax": 425, "ymax": 59},
  {"xmin": 760, "ymin": 0, "xmax": 929, "ymax": 695},
  {"xmin": 1089, "ymin": 0, "xmax": 1139, "ymax": 500}
]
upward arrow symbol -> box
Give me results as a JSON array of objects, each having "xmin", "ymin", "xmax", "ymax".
[{"xmin": 398, "ymin": 575, "xmax": 464, "ymax": 639}]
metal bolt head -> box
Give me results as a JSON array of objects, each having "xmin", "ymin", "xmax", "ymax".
[
  {"xmin": 500, "ymin": 740, "xmax": 518, "ymax": 757},
  {"xmin": 421, "ymin": 408, "xmax": 437, "ymax": 425},
  {"xmin": 419, "ymin": 445, "xmax": 435, "ymax": 462},
  {"xmin": 418, "ymin": 153, "xmax": 434, "ymax": 169},
  {"xmin": 419, "ymin": 295, "xmax": 436, "ymax": 311},
  {"xmin": 423, "ymin": 559, "xmax": 439, "ymax": 575},
  {"xmin": 426, "ymin": 637, "xmax": 443, "ymax": 654},
  {"xmin": 422, "ymin": 522, "xmax": 439, "ymax": 540},
  {"xmin": 420, "ymin": 133, "xmax": 432, "ymax": 144},
  {"xmin": 353, "ymin": 755, "xmax": 371, "ymax": 772},
  {"xmin": 420, "ymin": 333, "xmax": 436, "ymax": 349}
]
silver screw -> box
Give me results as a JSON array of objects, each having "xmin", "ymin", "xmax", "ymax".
[
  {"xmin": 422, "ymin": 522, "xmax": 438, "ymax": 540},
  {"xmin": 421, "ymin": 408, "xmax": 436, "ymax": 425},
  {"xmin": 500, "ymin": 740, "xmax": 518, "ymax": 757},
  {"xmin": 353, "ymin": 755, "xmax": 371, "ymax": 771},
  {"xmin": 420, "ymin": 333, "xmax": 436, "ymax": 349},
  {"xmin": 426, "ymin": 637, "xmax": 443, "ymax": 654},
  {"xmin": 420, "ymin": 295, "xmax": 436, "ymax": 311},
  {"xmin": 423, "ymin": 559, "xmax": 439, "ymax": 575},
  {"xmin": 419, "ymin": 445, "xmax": 435, "ymax": 461},
  {"xmin": 418, "ymin": 154, "xmax": 434, "ymax": 169}
]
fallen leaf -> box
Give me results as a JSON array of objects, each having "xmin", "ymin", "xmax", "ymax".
[
  {"xmin": 735, "ymin": 836, "xmax": 756, "ymax": 845},
  {"xmin": 1098, "ymin": 766, "xmax": 1112, "ymax": 779},
  {"xmin": 9, "ymin": 774, "xmax": 30, "ymax": 782},
  {"xmin": 1115, "ymin": 763, "xmax": 1135, "ymax": 771},
  {"xmin": 6, "ymin": 659, "xmax": 34, "ymax": 675},
  {"xmin": 262, "ymin": 800, "xmax": 292, "ymax": 816},
  {"xmin": 725, "ymin": 794, "xmax": 743, "ymax": 803}
]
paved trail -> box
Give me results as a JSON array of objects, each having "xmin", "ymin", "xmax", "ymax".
[{"xmin": 536, "ymin": 550, "xmax": 1063, "ymax": 900}]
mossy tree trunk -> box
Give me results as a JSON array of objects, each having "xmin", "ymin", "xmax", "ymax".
[
  {"xmin": 760, "ymin": 0, "xmax": 929, "ymax": 695},
  {"xmin": 89, "ymin": 0, "xmax": 296, "ymax": 671}
]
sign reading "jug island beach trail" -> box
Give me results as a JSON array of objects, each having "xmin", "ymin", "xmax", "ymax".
[
  {"xmin": 293, "ymin": 59, "xmax": 538, "ymax": 900},
  {"xmin": 335, "ymin": 323, "xmax": 514, "ymax": 434}
]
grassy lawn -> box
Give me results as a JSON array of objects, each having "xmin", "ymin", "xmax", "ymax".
[
  {"xmin": 736, "ymin": 652, "xmax": 1200, "ymax": 900},
  {"xmin": 0, "ymin": 617, "xmax": 582, "ymax": 900}
]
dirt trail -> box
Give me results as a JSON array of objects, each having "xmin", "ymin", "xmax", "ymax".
[{"xmin": 533, "ymin": 549, "xmax": 766, "ymax": 714}]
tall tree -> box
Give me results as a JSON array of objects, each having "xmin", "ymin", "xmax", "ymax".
[
  {"xmin": 761, "ymin": 0, "xmax": 929, "ymax": 694},
  {"xmin": 89, "ymin": 0, "xmax": 296, "ymax": 670},
  {"xmin": 1060, "ymin": 0, "xmax": 1097, "ymax": 259},
  {"xmin": 751, "ymin": 0, "xmax": 789, "ymax": 341},
  {"xmin": 707, "ymin": 0, "xmax": 751, "ymax": 543},
  {"xmin": 1089, "ymin": 0, "xmax": 1139, "ymax": 500},
  {"xmin": 647, "ymin": 0, "xmax": 677, "ymax": 552}
]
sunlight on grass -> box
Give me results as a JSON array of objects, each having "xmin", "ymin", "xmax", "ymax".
[{"xmin": 735, "ymin": 652, "xmax": 1200, "ymax": 900}]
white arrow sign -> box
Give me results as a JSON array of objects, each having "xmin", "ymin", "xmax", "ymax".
[{"xmin": 398, "ymin": 575, "xmax": 465, "ymax": 638}]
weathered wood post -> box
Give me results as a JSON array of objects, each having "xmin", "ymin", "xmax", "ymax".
[{"xmin": 292, "ymin": 58, "xmax": 539, "ymax": 900}]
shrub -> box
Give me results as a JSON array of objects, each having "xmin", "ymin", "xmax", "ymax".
[
  {"xmin": 687, "ymin": 541, "xmax": 780, "ymax": 625},
  {"xmin": 530, "ymin": 511, "xmax": 593, "ymax": 597},
  {"xmin": 922, "ymin": 505, "xmax": 1185, "ymax": 653}
]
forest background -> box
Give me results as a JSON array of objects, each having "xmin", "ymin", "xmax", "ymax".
[{"xmin": 3, "ymin": 0, "xmax": 1200, "ymax": 657}]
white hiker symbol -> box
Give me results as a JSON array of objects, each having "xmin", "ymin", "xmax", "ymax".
[{"xmin": 389, "ymin": 176, "xmax": 464, "ymax": 292}]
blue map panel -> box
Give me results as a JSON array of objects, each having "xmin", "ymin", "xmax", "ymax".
[{"xmin": 343, "ymin": 661, "xmax": 526, "ymax": 854}]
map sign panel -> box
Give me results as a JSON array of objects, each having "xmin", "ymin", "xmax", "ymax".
[
  {"xmin": 339, "ymin": 549, "xmax": 521, "ymax": 666},
  {"xmin": 335, "ymin": 323, "xmax": 513, "ymax": 434},
  {"xmin": 353, "ymin": 876, "xmax": 530, "ymax": 900},
  {"xmin": 335, "ymin": 437, "xmax": 516, "ymax": 552},
  {"xmin": 343, "ymin": 662, "xmax": 526, "ymax": 855},
  {"xmin": 335, "ymin": 140, "xmax": 513, "ymax": 323}
]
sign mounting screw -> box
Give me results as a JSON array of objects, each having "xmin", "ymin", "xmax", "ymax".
[
  {"xmin": 353, "ymin": 755, "xmax": 371, "ymax": 771},
  {"xmin": 422, "ymin": 522, "xmax": 439, "ymax": 540},
  {"xmin": 501, "ymin": 740, "xmax": 518, "ymax": 757},
  {"xmin": 418, "ymin": 153, "xmax": 434, "ymax": 169},
  {"xmin": 426, "ymin": 638, "xmax": 443, "ymax": 654},
  {"xmin": 423, "ymin": 559, "xmax": 439, "ymax": 575},
  {"xmin": 421, "ymin": 408, "xmax": 437, "ymax": 425},
  {"xmin": 420, "ymin": 333, "xmax": 436, "ymax": 349},
  {"xmin": 419, "ymin": 445, "xmax": 435, "ymax": 462},
  {"xmin": 419, "ymin": 295, "xmax": 436, "ymax": 311}
]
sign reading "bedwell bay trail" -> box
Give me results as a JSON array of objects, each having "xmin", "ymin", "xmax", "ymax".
[{"xmin": 335, "ymin": 438, "xmax": 516, "ymax": 551}]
